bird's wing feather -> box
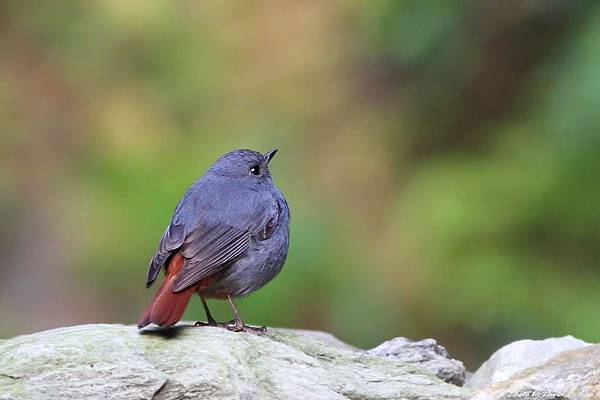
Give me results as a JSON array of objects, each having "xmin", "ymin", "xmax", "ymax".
[
  {"xmin": 172, "ymin": 224, "xmax": 251, "ymax": 292},
  {"xmin": 146, "ymin": 222, "xmax": 187, "ymax": 286}
]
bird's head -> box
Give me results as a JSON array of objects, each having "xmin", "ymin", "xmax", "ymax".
[{"xmin": 208, "ymin": 149, "xmax": 278, "ymax": 183}]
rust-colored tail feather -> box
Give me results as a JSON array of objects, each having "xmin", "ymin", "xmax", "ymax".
[{"xmin": 138, "ymin": 254, "xmax": 195, "ymax": 328}]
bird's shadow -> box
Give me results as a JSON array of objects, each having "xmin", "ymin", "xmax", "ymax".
[{"xmin": 139, "ymin": 324, "xmax": 197, "ymax": 340}]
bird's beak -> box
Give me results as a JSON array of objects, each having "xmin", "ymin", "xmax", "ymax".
[{"xmin": 264, "ymin": 149, "xmax": 278, "ymax": 164}]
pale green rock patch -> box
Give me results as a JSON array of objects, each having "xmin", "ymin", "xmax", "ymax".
[{"xmin": 0, "ymin": 323, "xmax": 470, "ymax": 400}]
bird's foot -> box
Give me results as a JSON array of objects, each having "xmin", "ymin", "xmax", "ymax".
[
  {"xmin": 225, "ymin": 320, "xmax": 267, "ymax": 334},
  {"xmin": 194, "ymin": 320, "xmax": 216, "ymax": 327},
  {"xmin": 194, "ymin": 316, "xmax": 224, "ymax": 327},
  {"xmin": 194, "ymin": 319, "xmax": 236, "ymax": 328},
  {"xmin": 194, "ymin": 318, "xmax": 266, "ymax": 334}
]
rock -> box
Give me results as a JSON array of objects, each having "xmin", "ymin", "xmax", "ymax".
[
  {"xmin": 367, "ymin": 337, "xmax": 466, "ymax": 386},
  {"xmin": 0, "ymin": 324, "xmax": 471, "ymax": 400},
  {"xmin": 466, "ymin": 335, "xmax": 591, "ymax": 389},
  {"xmin": 279, "ymin": 328, "xmax": 358, "ymax": 351},
  {"xmin": 470, "ymin": 344, "xmax": 600, "ymax": 400}
]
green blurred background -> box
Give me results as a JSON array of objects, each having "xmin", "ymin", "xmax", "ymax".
[{"xmin": 1, "ymin": 1, "xmax": 599, "ymax": 368}]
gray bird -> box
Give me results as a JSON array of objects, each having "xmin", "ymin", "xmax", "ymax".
[{"xmin": 138, "ymin": 149, "xmax": 290, "ymax": 333}]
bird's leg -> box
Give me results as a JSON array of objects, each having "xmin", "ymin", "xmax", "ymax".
[
  {"xmin": 194, "ymin": 294, "xmax": 218, "ymax": 327},
  {"xmin": 225, "ymin": 294, "xmax": 266, "ymax": 334}
]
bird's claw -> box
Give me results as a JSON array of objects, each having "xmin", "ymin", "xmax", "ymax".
[
  {"xmin": 194, "ymin": 318, "xmax": 225, "ymax": 327},
  {"xmin": 194, "ymin": 319, "xmax": 239, "ymax": 329},
  {"xmin": 194, "ymin": 320, "xmax": 216, "ymax": 327},
  {"xmin": 194, "ymin": 315, "xmax": 266, "ymax": 334},
  {"xmin": 226, "ymin": 321, "xmax": 267, "ymax": 334}
]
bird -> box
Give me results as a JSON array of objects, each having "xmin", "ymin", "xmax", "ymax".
[{"xmin": 137, "ymin": 149, "xmax": 290, "ymax": 333}]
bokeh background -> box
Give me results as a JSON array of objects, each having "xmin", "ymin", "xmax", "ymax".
[{"xmin": 1, "ymin": 0, "xmax": 599, "ymax": 368}]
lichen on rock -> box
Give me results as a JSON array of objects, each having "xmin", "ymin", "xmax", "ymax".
[{"xmin": 0, "ymin": 324, "xmax": 470, "ymax": 400}]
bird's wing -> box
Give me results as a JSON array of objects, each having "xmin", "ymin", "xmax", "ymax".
[
  {"xmin": 146, "ymin": 222, "xmax": 187, "ymax": 287},
  {"xmin": 172, "ymin": 223, "xmax": 251, "ymax": 292},
  {"xmin": 145, "ymin": 218, "xmax": 252, "ymax": 291}
]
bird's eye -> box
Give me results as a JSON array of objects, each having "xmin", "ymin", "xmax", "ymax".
[{"xmin": 249, "ymin": 165, "xmax": 261, "ymax": 175}]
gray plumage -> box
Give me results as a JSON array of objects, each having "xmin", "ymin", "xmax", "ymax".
[{"xmin": 145, "ymin": 149, "xmax": 290, "ymax": 299}]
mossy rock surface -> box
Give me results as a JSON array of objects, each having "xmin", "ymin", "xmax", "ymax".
[{"xmin": 0, "ymin": 324, "xmax": 470, "ymax": 400}]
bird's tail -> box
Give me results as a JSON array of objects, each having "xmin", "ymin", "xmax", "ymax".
[{"xmin": 138, "ymin": 254, "xmax": 195, "ymax": 329}]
